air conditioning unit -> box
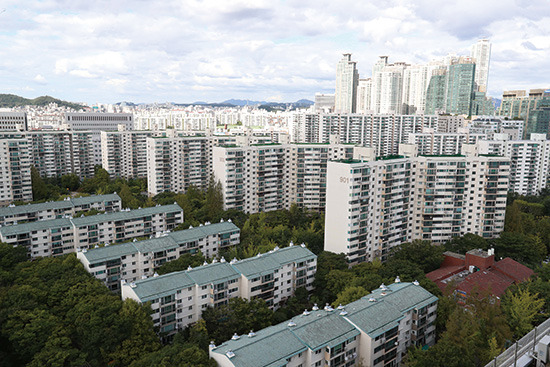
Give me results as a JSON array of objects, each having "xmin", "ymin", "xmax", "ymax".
[{"xmin": 536, "ymin": 335, "xmax": 550, "ymax": 363}]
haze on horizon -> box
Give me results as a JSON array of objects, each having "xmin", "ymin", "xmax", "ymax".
[{"xmin": 0, "ymin": 0, "xmax": 549, "ymax": 105}]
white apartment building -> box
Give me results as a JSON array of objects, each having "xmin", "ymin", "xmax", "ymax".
[
  {"xmin": 101, "ymin": 130, "xmax": 161, "ymax": 179},
  {"xmin": 0, "ymin": 204, "xmax": 183, "ymax": 258},
  {"xmin": 468, "ymin": 117, "xmax": 524, "ymax": 140},
  {"xmin": 335, "ymin": 54, "xmax": 359, "ymax": 113},
  {"xmin": 356, "ymin": 79, "xmax": 372, "ymax": 113},
  {"xmin": 408, "ymin": 130, "xmax": 486, "ymax": 155},
  {"xmin": 64, "ymin": 112, "xmax": 134, "ymax": 165},
  {"xmin": 0, "ymin": 131, "xmax": 95, "ymax": 179},
  {"xmin": 210, "ymin": 281, "xmax": 437, "ymax": 367},
  {"xmin": 77, "ymin": 221, "xmax": 240, "ymax": 291},
  {"xmin": 437, "ymin": 115, "xmax": 466, "ymax": 133},
  {"xmin": 0, "ymin": 138, "xmax": 32, "ymax": 206},
  {"xmin": 471, "ymin": 39, "xmax": 491, "ymax": 93},
  {"xmin": 122, "ymin": 244, "xmax": 317, "ymax": 335},
  {"xmin": 0, "ymin": 193, "xmax": 121, "ymax": 226},
  {"xmin": 325, "ymin": 145, "xmax": 509, "ymax": 264},
  {"xmin": 290, "ymin": 113, "xmax": 438, "ymax": 156},
  {"xmin": 146, "ymin": 135, "xmax": 212, "ymax": 196},
  {"xmin": 478, "ymin": 133, "xmax": 550, "ymax": 195},
  {"xmin": 0, "ymin": 112, "xmax": 27, "ymax": 131},
  {"xmin": 213, "ymin": 141, "xmax": 356, "ymax": 213}
]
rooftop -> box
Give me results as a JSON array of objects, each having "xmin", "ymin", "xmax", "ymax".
[
  {"xmin": 126, "ymin": 245, "xmax": 316, "ymax": 302},
  {"xmin": 211, "ymin": 282, "xmax": 437, "ymax": 366},
  {"xmin": 71, "ymin": 204, "xmax": 182, "ymax": 227},
  {"xmin": 0, "ymin": 194, "xmax": 121, "ymax": 218}
]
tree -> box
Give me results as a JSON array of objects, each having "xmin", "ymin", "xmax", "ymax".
[
  {"xmin": 491, "ymin": 232, "xmax": 547, "ymax": 266},
  {"xmin": 30, "ymin": 166, "xmax": 51, "ymax": 201},
  {"xmin": 205, "ymin": 177, "xmax": 224, "ymax": 220},
  {"xmin": 60, "ymin": 174, "xmax": 80, "ymax": 192},
  {"xmin": 502, "ymin": 286, "xmax": 546, "ymax": 338},
  {"xmin": 332, "ymin": 286, "xmax": 368, "ymax": 307},
  {"xmin": 390, "ymin": 240, "xmax": 444, "ymax": 273},
  {"xmin": 156, "ymin": 253, "xmax": 206, "ymax": 275},
  {"xmin": 443, "ymin": 233, "xmax": 488, "ymax": 254}
]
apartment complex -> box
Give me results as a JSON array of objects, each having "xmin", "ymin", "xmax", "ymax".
[
  {"xmin": 0, "ymin": 112, "xmax": 28, "ymax": 131},
  {"xmin": 210, "ymin": 281, "xmax": 437, "ymax": 367},
  {"xmin": 408, "ymin": 130, "xmax": 486, "ymax": 155},
  {"xmin": 0, "ymin": 193, "xmax": 121, "ymax": 226},
  {"xmin": 0, "ymin": 138, "xmax": 33, "ymax": 205},
  {"xmin": 0, "ymin": 204, "xmax": 183, "ymax": 258},
  {"xmin": 290, "ymin": 113, "xmax": 438, "ymax": 156},
  {"xmin": 101, "ymin": 130, "xmax": 158, "ymax": 179},
  {"xmin": 467, "ymin": 117, "xmax": 524, "ymax": 140},
  {"xmin": 325, "ymin": 145, "xmax": 509, "ymax": 264},
  {"xmin": 146, "ymin": 135, "xmax": 212, "ymax": 196},
  {"xmin": 496, "ymin": 88, "xmax": 550, "ymax": 137},
  {"xmin": 77, "ymin": 221, "xmax": 240, "ymax": 291},
  {"xmin": 478, "ymin": 133, "xmax": 550, "ymax": 195},
  {"xmin": 213, "ymin": 141, "xmax": 356, "ymax": 213},
  {"xmin": 64, "ymin": 112, "xmax": 134, "ymax": 165},
  {"xmin": 335, "ymin": 54, "xmax": 359, "ymax": 113},
  {"xmin": 122, "ymin": 245, "xmax": 317, "ymax": 335}
]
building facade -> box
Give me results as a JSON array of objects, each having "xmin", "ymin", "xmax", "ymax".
[
  {"xmin": 0, "ymin": 204, "xmax": 183, "ymax": 258},
  {"xmin": 0, "ymin": 138, "xmax": 32, "ymax": 205},
  {"xmin": 122, "ymin": 245, "xmax": 317, "ymax": 335},
  {"xmin": 0, "ymin": 193, "xmax": 121, "ymax": 226},
  {"xmin": 210, "ymin": 281, "xmax": 437, "ymax": 367},
  {"xmin": 325, "ymin": 145, "xmax": 509, "ymax": 264},
  {"xmin": 77, "ymin": 221, "xmax": 240, "ymax": 291},
  {"xmin": 0, "ymin": 112, "xmax": 27, "ymax": 131},
  {"xmin": 335, "ymin": 54, "xmax": 359, "ymax": 113}
]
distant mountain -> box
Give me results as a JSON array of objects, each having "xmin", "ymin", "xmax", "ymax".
[
  {"xmin": 0, "ymin": 94, "xmax": 86, "ymax": 110},
  {"xmin": 295, "ymin": 99, "xmax": 314, "ymax": 105},
  {"xmin": 222, "ymin": 99, "xmax": 268, "ymax": 106}
]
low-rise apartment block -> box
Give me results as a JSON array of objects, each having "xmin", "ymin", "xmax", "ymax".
[
  {"xmin": 0, "ymin": 204, "xmax": 183, "ymax": 258},
  {"xmin": 408, "ymin": 130, "xmax": 486, "ymax": 155},
  {"xmin": 77, "ymin": 221, "xmax": 240, "ymax": 291},
  {"xmin": 0, "ymin": 112, "xmax": 27, "ymax": 131},
  {"xmin": 210, "ymin": 281, "xmax": 437, "ymax": 367},
  {"xmin": 0, "ymin": 193, "xmax": 121, "ymax": 226},
  {"xmin": 325, "ymin": 145, "xmax": 509, "ymax": 264},
  {"xmin": 121, "ymin": 245, "xmax": 317, "ymax": 334}
]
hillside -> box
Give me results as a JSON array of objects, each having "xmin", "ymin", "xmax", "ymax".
[{"xmin": 0, "ymin": 94, "xmax": 86, "ymax": 110}]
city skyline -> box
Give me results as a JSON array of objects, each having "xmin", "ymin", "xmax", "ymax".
[{"xmin": 0, "ymin": 0, "xmax": 549, "ymax": 104}]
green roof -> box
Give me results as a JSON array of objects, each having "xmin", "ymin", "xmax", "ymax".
[
  {"xmin": 345, "ymin": 282, "xmax": 438, "ymax": 337},
  {"xmin": 127, "ymin": 245, "xmax": 316, "ymax": 301},
  {"xmin": 71, "ymin": 204, "xmax": 182, "ymax": 227},
  {"xmin": 375, "ymin": 155, "xmax": 405, "ymax": 161},
  {"xmin": 130, "ymin": 271, "xmax": 196, "ymax": 302},
  {"xmin": 80, "ymin": 222, "xmax": 240, "ymax": 264},
  {"xmin": 0, "ymin": 194, "xmax": 121, "ymax": 218},
  {"xmin": 211, "ymin": 282, "xmax": 437, "ymax": 366},
  {"xmin": 0, "ymin": 218, "xmax": 72, "ymax": 236}
]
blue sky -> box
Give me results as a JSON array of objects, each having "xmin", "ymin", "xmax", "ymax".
[{"xmin": 0, "ymin": 0, "xmax": 549, "ymax": 104}]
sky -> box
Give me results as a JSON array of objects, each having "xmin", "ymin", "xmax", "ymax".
[{"xmin": 0, "ymin": 0, "xmax": 549, "ymax": 104}]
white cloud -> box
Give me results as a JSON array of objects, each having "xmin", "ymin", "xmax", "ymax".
[{"xmin": 0, "ymin": 0, "xmax": 548, "ymax": 103}]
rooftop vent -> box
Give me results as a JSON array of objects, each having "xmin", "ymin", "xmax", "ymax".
[
  {"xmin": 141, "ymin": 275, "xmax": 147, "ymax": 280},
  {"xmin": 413, "ymin": 280, "xmax": 420, "ymax": 286},
  {"xmin": 248, "ymin": 330, "xmax": 256, "ymax": 338},
  {"xmin": 187, "ymin": 266, "xmax": 193, "ymax": 271},
  {"xmin": 130, "ymin": 282, "xmax": 136, "ymax": 288},
  {"xmin": 153, "ymin": 272, "xmax": 159, "ymax": 277},
  {"xmin": 230, "ymin": 258, "xmax": 238, "ymax": 264},
  {"xmin": 312, "ymin": 303, "xmax": 319, "ymax": 311},
  {"xmin": 394, "ymin": 276, "xmax": 401, "ymax": 283},
  {"xmin": 274, "ymin": 246, "xmax": 279, "ymax": 251},
  {"xmin": 287, "ymin": 320, "xmax": 296, "ymax": 327},
  {"xmin": 133, "ymin": 238, "xmax": 137, "ymax": 242},
  {"xmin": 339, "ymin": 310, "xmax": 348, "ymax": 316},
  {"xmin": 337, "ymin": 304, "xmax": 344, "ymax": 310},
  {"xmin": 379, "ymin": 283, "xmax": 386, "ymax": 289},
  {"xmin": 228, "ymin": 219, "xmax": 232, "ymax": 222},
  {"xmin": 220, "ymin": 257, "xmax": 226, "ymax": 263},
  {"xmin": 226, "ymin": 350, "xmax": 235, "ymax": 358},
  {"xmin": 301, "ymin": 243, "xmax": 306, "ymax": 248},
  {"xmin": 324, "ymin": 304, "xmax": 334, "ymax": 312},
  {"xmin": 256, "ymin": 253, "xmax": 262, "ymax": 257},
  {"xmin": 94, "ymin": 245, "xmax": 99, "ymax": 248},
  {"xmin": 220, "ymin": 218, "xmax": 224, "ymax": 222},
  {"xmin": 231, "ymin": 333, "xmax": 240, "ymax": 340},
  {"xmin": 369, "ymin": 298, "xmax": 376, "ymax": 302},
  {"xmin": 203, "ymin": 261, "xmax": 208, "ymax": 266},
  {"xmin": 289, "ymin": 241, "xmax": 294, "ymax": 247},
  {"xmin": 209, "ymin": 341, "xmax": 216, "ymax": 349},
  {"xmin": 303, "ymin": 309, "xmax": 310, "ymax": 316}
]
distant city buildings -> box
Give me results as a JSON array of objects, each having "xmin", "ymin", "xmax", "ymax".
[
  {"xmin": 335, "ymin": 54, "xmax": 359, "ymax": 113},
  {"xmin": 0, "ymin": 112, "xmax": 27, "ymax": 131},
  {"xmin": 470, "ymin": 39, "xmax": 492, "ymax": 93},
  {"xmin": 210, "ymin": 281, "xmax": 437, "ymax": 367},
  {"xmin": 497, "ymin": 88, "xmax": 550, "ymax": 137}
]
